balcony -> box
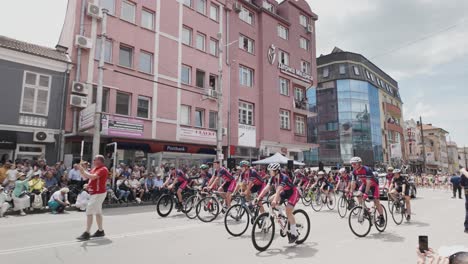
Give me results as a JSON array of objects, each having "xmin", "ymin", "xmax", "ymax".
[
  {"xmin": 385, "ymin": 122, "xmax": 403, "ymax": 134},
  {"xmin": 293, "ymin": 99, "xmax": 318, "ymax": 117},
  {"xmin": 384, "ymin": 103, "xmax": 401, "ymax": 116}
]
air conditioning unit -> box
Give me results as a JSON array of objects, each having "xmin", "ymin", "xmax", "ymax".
[
  {"xmin": 207, "ymin": 89, "xmax": 218, "ymax": 100},
  {"xmin": 87, "ymin": 3, "xmax": 102, "ymax": 19},
  {"xmin": 75, "ymin": 35, "xmax": 92, "ymax": 49},
  {"xmin": 71, "ymin": 81, "xmax": 89, "ymax": 95},
  {"xmin": 33, "ymin": 131, "xmax": 55, "ymax": 143},
  {"xmin": 306, "ymin": 24, "xmax": 314, "ymax": 33},
  {"xmin": 233, "ymin": 2, "xmax": 242, "ymax": 13},
  {"xmin": 222, "ymin": 127, "xmax": 227, "ymax": 136},
  {"xmin": 70, "ymin": 94, "xmax": 88, "ymax": 108}
]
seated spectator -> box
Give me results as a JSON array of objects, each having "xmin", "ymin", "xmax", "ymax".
[
  {"xmin": 29, "ymin": 172, "xmax": 46, "ymax": 210},
  {"xmin": 74, "ymin": 184, "xmax": 90, "ymax": 211},
  {"xmin": 105, "ymin": 177, "xmax": 119, "ymax": 203},
  {"xmin": 3, "ymin": 163, "xmax": 18, "ymax": 191},
  {"xmin": 12, "ymin": 172, "xmax": 33, "ymax": 216},
  {"xmin": 116, "ymin": 175, "xmax": 131, "ymax": 202},
  {"xmin": 0, "ymin": 185, "xmax": 12, "ymax": 217},
  {"xmin": 48, "ymin": 187, "xmax": 70, "ymax": 214},
  {"xmin": 143, "ymin": 173, "xmax": 156, "ymax": 200},
  {"xmin": 129, "ymin": 173, "xmax": 143, "ymax": 203},
  {"xmin": 59, "ymin": 173, "xmax": 69, "ymax": 188}
]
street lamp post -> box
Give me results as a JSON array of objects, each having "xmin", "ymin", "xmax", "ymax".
[{"xmin": 418, "ymin": 116, "xmax": 427, "ymax": 174}]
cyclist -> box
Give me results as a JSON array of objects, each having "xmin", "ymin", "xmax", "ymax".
[
  {"xmin": 208, "ymin": 161, "xmax": 236, "ymax": 210},
  {"xmin": 386, "ymin": 167, "xmax": 394, "ymax": 192},
  {"xmin": 389, "ymin": 169, "xmax": 412, "ymax": 221},
  {"xmin": 165, "ymin": 167, "xmax": 188, "ymax": 211},
  {"xmin": 314, "ymin": 171, "xmax": 334, "ymax": 205},
  {"xmin": 350, "ymin": 157, "xmax": 386, "ymax": 227},
  {"xmin": 239, "ymin": 161, "xmax": 264, "ymax": 201},
  {"xmin": 257, "ymin": 163, "xmax": 300, "ymax": 243},
  {"xmin": 199, "ymin": 164, "xmax": 212, "ymax": 188},
  {"xmin": 335, "ymin": 168, "xmax": 350, "ymax": 194}
]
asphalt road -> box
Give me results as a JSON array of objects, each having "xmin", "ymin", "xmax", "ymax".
[{"xmin": 0, "ymin": 188, "xmax": 466, "ymax": 264}]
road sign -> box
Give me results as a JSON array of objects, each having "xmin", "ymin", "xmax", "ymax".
[
  {"xmin": 78, "ymin": 103, "xmax": 96, "ymax": 131},
  {"xmin": 218, "ymin": 153, "xmax": 224, "ymax": 160}
]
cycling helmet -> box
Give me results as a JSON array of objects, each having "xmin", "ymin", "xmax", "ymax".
[
  {"xmin": 393, "ymin": 169, "xmax": 401, "ymax": 174},
  {"xmin": 199, "ymin": 164, "xmax": 209, "ymax": 170},
  {"xmin": 339, "ymin": 168, "xmax": 346, "ymax": 173},
  {"xmin": 294, "ymin": 169, "xmax": 302, "ymax": 174},
  {"xmin": 350, "ymin": 157, "xmax": 362, "ymax": 164},
  {"xmin": 387, "ymin": 166, "xmax": 394, "ymax": 171},
  {"xmin": 267, "ymin": 163, "xmax": 281, "ymax": 171},
  {"xmin": 373, "ymin": 172, "xmax": 379, "ymax": 177},
  {"xmin": 239, "ymin": 160, "xmax": 250, "ymax": 167},
  {"xmin": 318, "ymin": 171, "xmax": 325, "ymax": 175}
]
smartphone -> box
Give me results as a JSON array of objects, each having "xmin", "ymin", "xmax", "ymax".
[{"xmin": 419, "ymin": 235, "xmax": 428, "ymax": 253}]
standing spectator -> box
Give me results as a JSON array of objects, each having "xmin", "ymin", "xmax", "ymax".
[
  {"xmin": 451, "ymin": 175, "xmax": 462, "ymax": 199},
  {"xmin": 0, "ymin": 185, "xmax": 11, "ymax": 217},
  {"xmin": 48, "ymin": 187, "xmax": 70, "ymax": 214},
  {"xmin": 12, "ymin": 172, "xmax": 33, "ymax": 216},
  {"xmin": 3, "ymin": 164, "xmax": 18, "ymax": 191},
  {"xmin": 68, "ymin": 164, "xmax": 83, "ymax": 187},
  {"xmin": 0, "ymin": 161, "xmax": 11, "ymax": 184},
  {"xmin": 76, "ymin": 155, "xmax": 109, "ymax": 241},
  {"xmin": 75, "ymin": 184, "xmax": 90, "ymax": 211},
  {"xmin": 460, "ymin": 167, "xmax": 468, "ymax": 233}
]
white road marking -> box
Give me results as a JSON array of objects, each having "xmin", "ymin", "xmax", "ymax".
[{"xmin": 0, "ymin": 223, "xmax": 204, "ymax": 255}]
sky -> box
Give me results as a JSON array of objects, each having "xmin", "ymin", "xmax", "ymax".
[{"xmin": 0, "ymin": 0, "xmax": 467, "ymax": 146}]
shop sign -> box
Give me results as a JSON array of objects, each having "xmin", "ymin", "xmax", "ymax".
[
  {"xmin": 101, "ymin": 114, "xmax": 144, "ymax": 138},
  {"xmin": 164, "ymin": 145, "xmax": 188, "ymax": 153},
  {"xmin": 179, "ymin": 127, "xmax": 216, "ymax": 143},
  {"xmin": 278, "ymin": 62, "xmax": 313, "ymax": 83},
  {"xmin": 78, "ymin": 104, "xmax": 96, "ymax": 131}
]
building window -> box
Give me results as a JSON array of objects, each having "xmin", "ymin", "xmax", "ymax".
[
  {"xmin": 280, "ymin": 110, "xmax": 290, "ymax": 130},
  {"xmin": 294, "ymin": 87, "xmax": 304, "ymax": 101},
  {"xmin": 139, "ymin": 51, "xmax": 153, "ymax": 74},
  {"xmin": 20, "ymin": 72, "xmax": 51, "ymax": 115},
  {"xmin": 209, "ymin": 38, "xmax": 218, "ymax": 56},
  {"xmin": 323, "ymin": 68, "xmax": 329, "ymax": 78},
  {"xmin": 239, "ymin": 101, "xmax": 254, "ymax": 125},
  {"xmin": 209, "ymin": 111, "xmax": 218, "ymax": 129},
  {"xmin": 209, "ymin": 74, "xmax": 217, "ymax": 90},
  {"xmin": 121, "ymin": 1, "xmax": 136, "ymax": 23},
  {"xmin": 195, "ymin": 109, "xmax": 204, "ymax": 127},
  {"xmin": 141, "ymin": 9, "xmax": 154, "ymax": 30},
  {"xmin": 279, "ymin": 77, "xmax": 289, "ymax": 96},
  {"xmin": 196, "ymin": 0, "xmax": 206, "ymax": 15},
  {"xmin": 299, "ymin": 37, "xmax": 309, "ymax": 51},
  {"xmin": 296, "ymin": 116, "xmax": 305, "ymax": 135},
  {"xmin": 353, "ymin": 66, "xmax": 360, "ymax": 75},
  {"xmin": 180, "ymin": 105, "xmax": 191, "ymax": 125},
  {"xmin": 182, "ymin": 26, "xmax": 192, "ymax": 46},
  {"xmin": 92, "ymin": 86, "xmax": 110, "ymax": 112},
  {"xmin": 277, "ymin": 25, "xmax": 288, "ymax": 40},
  {"xmin": 183, "ymin": 0, "xmax": 192, "ymax": 7},
  {"xmin": 301, "ymin": 60, "xmax": 311, "ymax": 74},
  {"xmin": 210, "ymin": 3, "xmax": 219, "ymax": 21},
  {"xmin": 299, "ymin": 14, "xmax": 308, "ymax": 27},
  {"xmin": 262, "ymin": 1, "xmax": 274, "ymax": 12},
  {"xmin": 366, "ymin": 70, "xmax": 371, "ymax": 79},
  {"xmin": 279, "ymin": 50, "xmax": 289, "ymax": 65},
  {"xmin": 95, "ymin": 37, "xmax": 112, "ymax": 63},
  {"xmin": 181, "ymin": 65, "xmax": 191, "ymax": 84},
  {"xmin": 339, "ymin": 65, "xmax": 346, "ymax": 75},
  {"xmin": 325, "ymin": 122, "xmax": 338, "ymax": 131},
  {"xmin": 370, "ymin": 73, "xmax": 375, "ymax": 81},
  {"xmin": 239, "ymin": 7, "xmax": 254, "ymax": 25},
  {"xmin": 137, "ymin": 96, "xmax": 150, "ymax": 119},
  {"xmin": 116, "ymin": 92, "xmax": 131, "ymax": 116},
  {"xmin": 119, "ymin": 45, "xmax": 133, "ymax": 68},
  {"xmin": 239, "ymin": 35, "xmax": 254, "ymax": 54},
  {"xmin": 239, "ymin": 66, "xmax": 253, "ymax": 87},
  {"xmin": 196, "ymin": 33, "xmax": 206, "ymax": 51},
  {"xmin": 100, "ymin": 0, "xmax": 115, "ymax": 15},
  {"xmin": 196, "ymin": 69, "xmax": 205, "ymax": 88}
]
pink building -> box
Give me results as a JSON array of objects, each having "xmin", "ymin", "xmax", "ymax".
[{"xmin": 58, "ymin": 0, "xmax": 318, "ymax": 165}]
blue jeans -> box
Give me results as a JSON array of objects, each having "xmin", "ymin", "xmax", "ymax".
[{"xmin": 117, "ymin": 189, "xmax": 130, "ymax": 200}]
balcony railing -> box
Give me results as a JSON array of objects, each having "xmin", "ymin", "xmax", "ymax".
[
  {"xmin": 384, "ymin": 102, "xmax": 401, "ymax": 116},
  {"xmin": 293, "ymin": 99, "xmax": 317, "ymax": 117}
]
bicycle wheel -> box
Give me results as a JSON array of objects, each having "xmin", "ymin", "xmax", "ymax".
[
  {"xmin": 327, "ymin": 192, "xmax": 337, "ymax": 210},
  {"xmin": 390, "ymin": 200, "xmax": 404, "ymax": 225},
  {"xmin": 348, "ymin": 206, "xmax": 371, "ymax": 237},
  {"xmin": 184, "ymin": 195, "xmax": 199, "ymax": 219},
  {"xmin": 196, "ymin": 196, "xmax": 220, "ymax": 223},
  {"xmin": 156, "ymin": 194, "xmax": 173, "ymax": 217},
  {"xmin": 293, "ymin": 209, "xmax": 310, "ymax": 244},
  {"xmin": 224, "ymin": 204, "xmax": 250, "ymax": 237},
  {"xmin": 251, "ymin": 212, "xmax": 275, "ymax": 252},
  {"xmin": 374, "ymin": 205, "xmax": 388, "ymax": 232},
  {"xmin": 302, "ymin": 190, "xmax": 312, "ymax": 206},
  {"xmin": 310, "ymin": 192, "xmax": 323, "ymax": 212},
  {"xmin": 337, "ymin": 196, "xmax": 347, "ymax": 218}
]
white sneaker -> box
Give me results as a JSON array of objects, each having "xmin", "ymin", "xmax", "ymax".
[{"xmin": 20, "ymin": 211, "xmax": 26, "ymax": 216}]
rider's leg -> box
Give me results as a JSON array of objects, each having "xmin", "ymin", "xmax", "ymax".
[
  {"xmin": 405, "ymin": 195, "xmax": 411, "ymax": 215},
  {"xmin": 285, "ymin": 205, "xmax": 297, "ymax": 235},
  {"xmin": 176, "ymin": 189, "xmax": 183, "ymax": 203}
]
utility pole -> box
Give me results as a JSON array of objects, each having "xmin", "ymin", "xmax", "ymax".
[
  {"xmin": 216, "ymin": 11, "xmax": 224, "ymax": 163},
  {"xmin": 419, "ymin": 116, "xmax": 427, "ymax": 174},
  {"xmin": 92, "ymin": 9, "xmax": 108, "ymax": 158}
]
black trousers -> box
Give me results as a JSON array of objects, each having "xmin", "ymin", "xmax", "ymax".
[{"xmin": 453, "ymin": 184, "xmax": 462, "ymax": 198}]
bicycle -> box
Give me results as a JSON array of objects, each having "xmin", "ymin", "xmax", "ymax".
[
  {"xmin": 300, "ymin": 186, "xmax": 314, "ymax": 206},
  {"xmin": 183, "ymin": 187, "xmax": 205, "ymax": 219},
  {"xmin": 251, "ymin": 202, "xmax": 310, "ymax": 252},
  {"xmin": 337, "ymin": 191, "xmax": 357, "ymax": 218},
  {"xmin": 348, "ymin": 194, "xmax": 388, "ymax": 237},
  {"xmin": 389, "ymin": 193, "xmax": 409, "ymax": 225},
  {"xmin": 224, "ymin": 194, "xmax": 269, "ymax": 237},
  {"xmin": 156, "ymin": 187, "xmax": 194, "ymax": 217},
  {"xmin": 195, "ymin": 190, "xmax": 226, "ymax": 223}
]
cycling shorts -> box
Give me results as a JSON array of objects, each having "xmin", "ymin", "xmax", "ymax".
[
  {"xmin": 222, "ymin": 180, "xmax": 236, "ymax": 193},
  {"xmin": 396, "ymin": 186, "xmax": 410, "ymax": 196},
  {"xmin": 359, "ymin": 183, "xmax": 380, "ymax": 199},
  {"xmin": 251, "ymin": 183, "xmax": 265, "ymax": 194},
  {"xmin": 175, "ymin": 181, "xmax": 188, "ymax": 191},
  {"xmin": 280, "ymin": 188, "xmax": 299, "ymax": 207}
]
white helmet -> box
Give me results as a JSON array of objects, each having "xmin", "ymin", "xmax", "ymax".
[
  {"xmin": 393, "ymin": 169, "xmax": 401, "ymax": 174},
  {"xmin": 350, "ymin": 157, "xmax": 362, "ymax": 163},
  {"xmin": 267, "ymin": 163, "xmax": 281, "ymax": 171},
  {"xmin": 294, "ymin": 169, "xmax": 301, "ymax": 174},
  {"xmin": 339, "ymin": 168, "xmax": 346, "ymax": 173},
  {"xmin": 318, "ymin": 171, "xmax": 325, "ymax": 175}
]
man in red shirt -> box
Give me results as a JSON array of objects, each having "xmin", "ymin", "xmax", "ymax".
[{"xmin": 77, "ymin": 155, "xmax": 109, "ymax": 241}]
